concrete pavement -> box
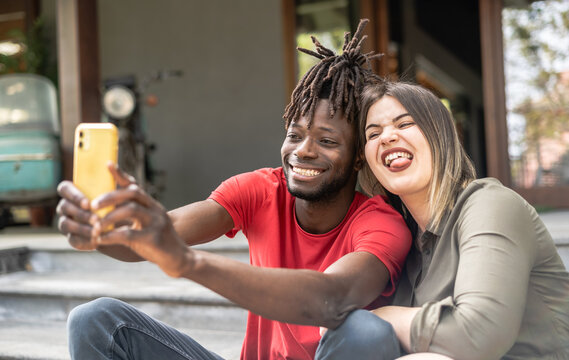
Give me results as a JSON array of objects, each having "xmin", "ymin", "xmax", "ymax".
[{"xmin": 0, "ymin": 209, "xmax": 567, "ymax": 360}]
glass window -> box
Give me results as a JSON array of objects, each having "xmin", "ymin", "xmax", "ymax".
[
  {"xmin": 295, "ymin": 0, "xmax": 351, "ymax": 80},
  {"xmin": 503, "ymin": 0, "xmax": 569, "ymax": 188}
]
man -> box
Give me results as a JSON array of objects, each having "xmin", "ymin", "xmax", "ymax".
[{"xmin": 57, "ymin": 19, "xmax": 411, "ymax": 360}]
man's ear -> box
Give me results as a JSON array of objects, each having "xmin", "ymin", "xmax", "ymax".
[{"xmin": 354, "ymin": 151, "xmax": 365, "ymax": 172}]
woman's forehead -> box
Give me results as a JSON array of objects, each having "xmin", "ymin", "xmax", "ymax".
[{"xmin": 366, "ymin": 97, "xmax": 409, "ymax": 123}]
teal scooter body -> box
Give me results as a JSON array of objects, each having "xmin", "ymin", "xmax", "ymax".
[{"xmin": 0, "ymin": 74, "xmax": 61, "ymax": 205}]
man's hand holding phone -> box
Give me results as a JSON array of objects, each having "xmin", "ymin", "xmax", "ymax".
[
  {"xmin": 87, "ymin": 165, "xmax": 192, "ymax": 278},
  {"xmin": 57, "ymin": 163, "xmax": 135, "ymax": 251},
  {"xmin": 58, "ymin": 122, "xmax": 192, "ymax": 276},
  {"xmin": 57, "ymin": 122, "xmax": 123, "ymax": 251},
  {"xmin": 58, "ymin": 162, "xmax": 190, "ymax": 274}
]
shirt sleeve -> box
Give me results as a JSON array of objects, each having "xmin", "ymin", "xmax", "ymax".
[
  {"xmin": 351, "ymin": 196, "xmax": 412, "ymax": 297},
  {"xmin": 410, "ymin": 185, "xmax": 537, "ymax": 359},
  {"xmin": 208, "ymin": 168, "xmax": 278, "ymax": 237}
]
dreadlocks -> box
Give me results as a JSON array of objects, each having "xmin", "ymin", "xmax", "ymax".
[{"xmin": 283, "ymin": 18, "xmax": 383, "ymax": 129}]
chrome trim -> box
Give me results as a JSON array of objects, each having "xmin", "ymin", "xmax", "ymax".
[{"xmin": 0, "ymin": 153, "xmax": 54, "ymax": 161}]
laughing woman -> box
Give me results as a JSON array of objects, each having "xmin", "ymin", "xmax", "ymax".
[{"xmin": 359, "ymin": 82, "xmax": 569, "ymax": 359}]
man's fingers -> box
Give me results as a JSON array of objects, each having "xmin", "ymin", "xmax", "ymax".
[
  {"xmin": 56, "ymin": 199, "xmax": 97, "ymax": 225},
  {"xmin": 91, "ymin": 185, "xmax": 157, "ymax": 212},
  {"xmin": 97, "ymin": 201, "xmax": 155, "ymax": 232},
  {"xmin": 58, "ymin": 215, "xmax": 93, "ymax": 239},
  {"xmin": 108, "ymin": 162, "xmax": 136, "ymax": 188},
  {"xmin": 67, "ymin": 234, "xmax": 98, "ymax": 251},
  {"xmin": 57, "ymin": 181, "xmax": 90, "ymax": 210},
  {"xmin": 58, "ymin": 215, "xmax": 96, "ymax": 251},
  {"xmin": 96, "ymin": 226, "xmax": 138, "ymax": 247}
]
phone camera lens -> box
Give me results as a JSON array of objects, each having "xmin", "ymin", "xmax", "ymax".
[
  {"xmin": 79, "ymin": 131, "xmax": 84, "ymax": 138},
  {"xmin": 78, "ymin": 141, "xmax": 83, "ymax": 148}
]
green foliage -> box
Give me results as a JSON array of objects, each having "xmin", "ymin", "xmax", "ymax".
[
  {"xmin": 296, "ymin": 28, "xmax": 347, "ymax": 80},
  {"xmin": 504, "ymin": 0, "xmax": 569, "ymax": 186},
  {"xmin": 0, "ymin": 17, "xmax": 57, "ymax": 86},
  {"xmin": 505, "ymin": 0, "xmax": 569, "ymax": 137}
]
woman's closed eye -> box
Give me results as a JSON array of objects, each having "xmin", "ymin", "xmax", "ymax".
[
  {"xmin": 398, "ymin": 121, "xmax": 415, "ymax": 129},
  {"xmin": 366, "ymin": 130, "xmax": 381, "ymax": 141}
]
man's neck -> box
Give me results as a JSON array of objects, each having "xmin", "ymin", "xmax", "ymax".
[{"xmin": 294, "ymin": 185, "xmax": 357, "ymax": 234}]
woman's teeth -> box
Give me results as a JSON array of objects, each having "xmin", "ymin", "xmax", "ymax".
[
  {"xmin": 384, "ymin": 152, "xmax": 412, "ymax": 166},
  {"xmin": 292, "ymin": 167, "xmax": 321, "ymax": 177}
]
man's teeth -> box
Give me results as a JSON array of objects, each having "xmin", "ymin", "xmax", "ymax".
[
  {"xmin": 384, "ymin": 152, "xmax": 412, "ymax": 166},
  {"xmin": 292, "ymin": 167, "xmax": 321, "ymax": 177}
]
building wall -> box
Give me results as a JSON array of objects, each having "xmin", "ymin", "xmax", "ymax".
[{"xmin": 97, "ymin": 0, "xmax": 287, "ymax": 209}]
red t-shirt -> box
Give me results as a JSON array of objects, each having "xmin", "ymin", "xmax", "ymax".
[{"xmin": 208, "ymin": 167, "xmax": 411, "ymax": 360}]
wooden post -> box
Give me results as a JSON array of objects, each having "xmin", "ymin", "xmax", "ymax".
[
  {"xmin": 281, "ymin": 0, "xmax": 296, "ymax": 103},
  {"xmin": 56, "ymin": 0, "xmax": 100, "ymax": 181},
  {"xmin": 479, "ymin": 0, "xmax": 511, "ymax": 186},
  {"xmin": 359, "ymin": 0, "xmax": 390, "ymax": 77}
]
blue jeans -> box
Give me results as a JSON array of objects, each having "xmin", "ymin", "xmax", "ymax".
[
  {"xmin": 68, "ymin": 297, "xmax": 400, "ymax": 360},
  {"xmin": 316, "ymin": 309, "xmax": 401, "ymax": 359}
]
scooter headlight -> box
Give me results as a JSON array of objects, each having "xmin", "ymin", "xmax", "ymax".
[{"xmin": 103, "ymin": 85, "xmax": 136, "ymax": 119}]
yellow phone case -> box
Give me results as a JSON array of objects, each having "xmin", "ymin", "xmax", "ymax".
[{"xmin": 73, "ymin": 123, "xmax": 119, "ymax": 218}]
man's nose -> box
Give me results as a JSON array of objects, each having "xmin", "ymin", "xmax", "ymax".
[{"xmin": 294, "ymin": 138, "xmax": 317, "ymax": 158}]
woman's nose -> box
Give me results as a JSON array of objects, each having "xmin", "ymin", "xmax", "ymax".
[{"xmin": 380, "ymin": 128, "xmax": 398, "ymax": 145}]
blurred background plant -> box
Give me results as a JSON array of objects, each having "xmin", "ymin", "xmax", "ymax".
[
  {"xmin": 503, "ymin": 0, "xmax": 569, "ymax": 188},
  {"xmin": 0, "ymin": 16, "xmax": 57, "ymax": 86}
]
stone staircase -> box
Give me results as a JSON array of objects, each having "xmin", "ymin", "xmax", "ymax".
[
  {"xmin": 543, "ymin": 210, "xmax": 569, "ymax": 268},
  {"xmin": 0, "ymin": 230, "xmax": 250, "ymax": 360},
  {"xmin": 0, "ymin": 210, "xmax": 567, "ymax": 360}
]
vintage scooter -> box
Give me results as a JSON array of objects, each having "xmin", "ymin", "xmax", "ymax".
[
  {"xmin": 101, "ymin": 69, "xmax": 182, "ymax": 199},
  {"xmin": 0, "ymin": 73, "xmax": 61, "ymax": 228}
]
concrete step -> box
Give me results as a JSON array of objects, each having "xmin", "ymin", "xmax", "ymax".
[
  {"xmin": 0, "ymin": 209, "xmax": 566, "ymax": 360},
  {"xmin": 0, "ymin": 320, "xmax": 69, "ymax": 360},
  {"xmin": 0, "ymin": 319, "xmax": 244, "ymax": 360},
  {"xmin": 554, "ymin": 242, "xmax": 569, "ymax": 270},
  {"xmin": 541, "ymin": 210, "xmax": 569, "ymax": 270},
  {"xmin": 28, "ymin": 241, "xmax": 250, "ymax": 274},
  {"xmin": 0, "ymin": 246, "xmax": 29, "ymax": 274},
  {"xmin": 540, "ymin": 210, "xmax": 569, "ymax": 244},
  {"xmin": 0, "ymin": 269, "xmax": 248, "ymax": 327},
  {"xmin": 0, "ymin": 229, "xmax": 250, "ymax": 360}
]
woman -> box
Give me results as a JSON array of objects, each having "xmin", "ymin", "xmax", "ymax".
[{"xmin": 358, "ymin": 81, "xmax": 569, "ymax": 359}]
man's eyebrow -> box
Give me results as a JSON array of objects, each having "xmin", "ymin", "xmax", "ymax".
[
  {"xmin": 365, "ymin": 112, "xmax": 411, "ymax": 132},
  {"xmin": 316, "ymin": 125, "xmax": 338, "ymax": 134},
  {"xmin": 289, "ymin": 122, "xmax": 338, "ymax": 134}
]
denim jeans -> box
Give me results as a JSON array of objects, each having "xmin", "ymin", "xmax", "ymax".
[
  {"xmin": 67, "ymin": 297, "xmax": 400, "ymax": 360},
  {"xmin": 316, "ymin": 308, "xmax": 401, "ymax": 360}
]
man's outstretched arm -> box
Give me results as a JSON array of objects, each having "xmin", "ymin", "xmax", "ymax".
[
  {"xmin": 183, "ymin": 248, "xmax": 388, "ymax": 329},
  {"xmin": 89, "ymin": 179, "xmax": 392, "ymax": 329}
]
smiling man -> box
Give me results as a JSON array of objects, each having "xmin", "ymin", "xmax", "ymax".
[
  {"xmin": 56, "ymin": 19, "xmax": 411, "ymax": 360},
  {"xmin": 283, "ymin": 101, "xmax": 357, "ymax": 204}
]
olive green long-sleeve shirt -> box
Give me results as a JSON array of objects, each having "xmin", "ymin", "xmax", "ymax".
[{"xmin": 393, "ymin": 178, "xmax": 569, "ymax": 359}]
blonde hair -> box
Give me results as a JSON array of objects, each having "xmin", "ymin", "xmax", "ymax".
[{"xmin": 358, "ymin": 82, "xmax": 476, "ymax": 229}]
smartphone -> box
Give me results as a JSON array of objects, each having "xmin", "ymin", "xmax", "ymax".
[{"xmin": 73, "ymin": 123, "xmax": 119, "ymax": 218}]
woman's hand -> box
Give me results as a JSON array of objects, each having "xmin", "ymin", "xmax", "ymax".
[
  {"xmin": 397, "ymin": 353, "xmax": 454, "ymax": 360},
  {"xmin": 372, "ymin": 305, "xmax": 420, "ymax": 353}
]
